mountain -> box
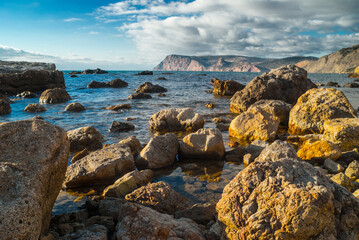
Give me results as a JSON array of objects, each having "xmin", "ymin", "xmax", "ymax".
[
  {"xmin": 299, "ymin": 44, "xmax": 359, "ymax": 73},
  {"xmin": 153, "ymin": 54, "xmax": 317, "ymax": 72}
]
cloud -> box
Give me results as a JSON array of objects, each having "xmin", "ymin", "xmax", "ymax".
[
  {"xmin": 89, "ymin": 31, "xmax": 99, "ymax": 35},
  {"xmin": 64, "ymin": 18, "xmax": 82, "ymax": 22},
  {"xmin": 96, "ymin": 0, "xmax": 359, "ymax": 61}
]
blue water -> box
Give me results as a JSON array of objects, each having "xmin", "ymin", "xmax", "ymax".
[{"xmin": 2, "ymin": 71, "xmax": 358, "ymax": 213}]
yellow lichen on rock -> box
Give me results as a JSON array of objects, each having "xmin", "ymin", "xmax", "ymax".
[
  {"xmin": 297, "ymin": 140, "xmax": 342, "ymax": 161},
  {"xmin": 348, "ymin": 66, "xmax": 359, "ymax": 78}
]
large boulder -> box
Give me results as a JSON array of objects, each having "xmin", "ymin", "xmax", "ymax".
[
  {"xmin": 289, "ymin": 88, "xmax": 357, "ymax": 135},
  {"xmin": 39, "ymin": 88, "xmax": 71, "ymax": 103},
  {"xmin": 230, "ymin": 65, "xmax": 316, "ymax": 113},
  {"xmin": 179, "ymin": 128, "xmax": 225, "ymax": 160},
  {"xmin": 64, "ymin": 143, "xmax": 135, "ymax": 188},
  {"xmin": 217, "ymin": 141, "xmax": 359, "ymax": 240},
  {"xmin": 67, "ymin": 126, "xmax": 103, "ymax": 153},
  {"xmin": 229, "ymin": 107, "xmax": 280, "ymax": 143},
  {"xmin": 149, "ymin": 108, "xmax": 204, "ymax": 132},
  {"xmin": 297, "ymin": 140, "xmax": 342, "ymax": 162},
  {"xmin": 0, "ymin": 69, "xmax": 65, "ymax": 95},
  {"xmin": 0, "ymin": 119, "xmax": 69, "ymax": 239},
  {"xmin": 211, "ymin": 78, "xmax": 245, "ymax": 96},
  {"xmin": 0, "ymin": 94, "xmax": 11, "ymax": 114},
  {"xmin": 136, "ymin": 82, "xmax": 167, "ymax": 93},
  {"xmin": 107, "ymin": 78, "xmax": 128, "ymax": 88},
  {"xmin": 136, "ymin": 133, "xmax": 179, "ymax": 169},
  {"xmin": 116, "ymin": 202, "xmax": 205, "ymax": 239},
  {"xmin": 323, "ymin": 118, "xmax": 359, "ymax": 151}
]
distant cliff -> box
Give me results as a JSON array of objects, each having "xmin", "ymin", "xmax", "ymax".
[
  {"xmin": 153, "ymin": 55, "xmax": 317, "ymax": 72},
  {"xmin": 299, "ymin": 44, "xmax": 359, "ymax": 73},
  {"xmin": 0, "ymin": 60, "xmax": 56, "ymax": 74}
]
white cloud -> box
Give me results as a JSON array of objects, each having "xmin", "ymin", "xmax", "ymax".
[
  {"xmin": 96, "ymin": 0, "xmax": 359, "ymax": 62},
  {"xmin": 89, "ymin": 31, "xmax": 99, "ymax": 35},
  {"xmin": 64, "ymin": 18, "xmax": 82, "ymax": 22}
]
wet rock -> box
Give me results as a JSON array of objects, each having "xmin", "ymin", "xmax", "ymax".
[
  {"xmin": 326, "ymin": 81, "xmax": 341, "ymax": 87},
  {"xmin": 87, "ymin": 80, "xmax": 107, "ymax": 88},
  {"xmin": 216, "ymin": 123, "xmax": 229, "ymax": 131},
  {"xmin": 16, "ymin": 91, "xmax": 36, "ymax": 98},
  {"xmin": 225, "ymin": 146, "xmax": 245, "ymax": 162},
  {"xmin": 229, "ymin": 106, "xmax": 280, "ymax": 143},
  {"xmin": 103, "ymin": 169, "xmax": 153, "ymax": 198},
  {"xmin": 0, "ymin": 94, "xmax": 11, "ymax": 114},
  {"xmin": 125, "ymin": 181, "xmax": 191, "ymax": 214},
  {"xmin": 289, "ymin": 88, "xmax": 356, "ymax": 134},
  {"xmin": 67, "ymin": 126, "xmax": 103, "ymax": 153},
  {"xmin": 119, "ymin": 135, "xmax": 142, "ymax": 157},
  {"xmin": 58, "ymin": 224, "xmax": 107, "ymax": 240},
  {"xmin": 157, "ymin": 77, "xmax": 167, "ymax": 80},
  {"xmin": 323, "ymin": 118, "xmax": 359, "ymax": 151},
  {"xmin": 158, "ymin": 93, "xmax": 166, "ymax": 97},
  {"xmin": 135, "ymin": 81, "xmax": 167, "ymax": 93},
  {"xmin": 345, "ymin": 160, "xmax": 359, "ymax": 181},
  {"xmin": 106, "ymin": 78, "xmax": 128, "ymax": 88},
  {"xmin": 82, "ymin": 68, "xmax": 108, "ymax": 74},
  {"xmin": 136, "ymin": 133, "xmax": 179, "ymax": 169},
  {"xmin": 245, "ymin": 140, "xmax": 270, "ymax": 158},
  {"xmin": 110, "ymin": 121, "xmax": 135, "ymax": 132},
  {"xmin": 324, "ymin": 158, "xmax": 344, "ymax": 174},
  {"xmin": 135, "ymin": 70, "xmax": 153, "ymax": 75},
  {"xmin": 64, "ymin": 102, "xmax": 85, "ymax": 112},
  {"xmin": 149, "ymin": 108, "xmax": 204, "ymax": 132},
  {"xmin": 175, "ymin": 203, "xmax": 217, "ymax": 225},
  {"xmin": 128, "ymin": 92, "xmax": 152, "ymax": 99},
  {"xmin": 64, "ymin": 143, "xmax": 135, "ymax": 188},
  {"xmin": 217, "ymin": 140, "xmax": 359, "ymax": 239},
  {"xmin": 70, "ymin": 74, "xmax": 78, "ymax": 78},
  {"xmin": 0, "ymin": 120, "xmax": 69, "ymax": 239},
  {"xmin": 105, "ymin": 104, "xmax": 131, "ymax": 111},
  {"xmin": 205, "ymin": 103, "xmax": 215, "ymax": 108},
  {"xmin": 179, "ymin": 128, "xmax": 225, "ymax": 160},
  {"xmin": 211, "ymin": 78, "xmax": 245, "ymax": 96},
  {"xmin": 297, "ymin": 140, "xmax": 342, "ymax": 163},
  {"xmin": 344, "ymin": 82, "xmax": 359, "ymax": 88},
  {"xmin": 212, "ymin": 116, "xmax": 231, "ymax": 124},
  {"xmin": 331, "ymin": 172, "xmax": 354, "ymax": 191},
  {"xmin": 230, "ymin": 65, "xmax": 316, "ymax": 113},
  {"xmin": 24, "ymin": 103, "xmax": 47, "ymax": 112},
  {"xmin": 71, "ymin": 148, "xmax": 90, "ymax": 163},
  {"xmin": 39, "ymin": 88, "xmax": 71, "ymax": 104}
]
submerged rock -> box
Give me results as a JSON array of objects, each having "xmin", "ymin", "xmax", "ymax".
[
  {"xmin": 0, "ymin": 94, "xmax": 11, "ymax": 114},
  {"xmin": 289, "ymin": 88, "xmax": 357, "ymax": 135},
  {"xmin": 67, "ymin": 126, "xmax": 103, "ymax": 153},
  {"xmin": 211, "ymin": 78, "xmax": 245, "ymax": 96},
  {"xmin": 105, "ymin": 104, "xmax": 131, "ymax": 111},
  {"xmin": 110, "ymin": 121, "xmax": 135, "ymax": 132},
  {"xmin": 24, "ymin": 103, "xmax": 47, "ymax": 112},
  {"xmin": 326, "ymin": 81, "xmax": 341, "ymax": 87},
  {"xmin": 135, "ymin": 82, "xmax": 167, "ymax": 93},
  {"xmin": 128, "ymin": 92, "xmax": 152, "ymax": 99},
  {"xmin": 64, "ymin": 102, "xmax": 85, "ymax": 112},
  {"xmin": 344, "ymin": 82, "xmax": 359, "ymax": 88},
  {"xmin": 0, "ymin": 120, "xmax": 69, "ymax": 239},
  {"xmin": 135, "ymin": 70, "xmax": 153, "ymax": 75},
  {"xmin": 39, "ymin": 88, "xmax": 71, "ymax": 104}
]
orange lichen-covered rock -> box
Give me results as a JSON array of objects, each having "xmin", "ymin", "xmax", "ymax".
[{"xmin": 297, "ymin": 140, "xmax": 342, "ymax": 161}]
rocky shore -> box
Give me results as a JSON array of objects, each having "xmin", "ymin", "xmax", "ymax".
[{"xmin": 2, "ymin": 64, "xmax": 359, "ymax": 240}]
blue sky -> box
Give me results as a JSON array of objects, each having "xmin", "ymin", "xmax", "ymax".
[{"xmin": 0, "ymin": 0, "xmax": 358, "ymax": 70}]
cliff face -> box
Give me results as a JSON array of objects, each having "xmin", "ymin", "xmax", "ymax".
[
  {"xmin": 0, "ymin": 60, "xmax": 56, "ymax": 74},
  {"xmin": 154, "ymin": 55, "xmax": 317, "ymax": 72},
  {"xmin": 301, "ymin": 44, "xmax": 359, "ymax": 73}
]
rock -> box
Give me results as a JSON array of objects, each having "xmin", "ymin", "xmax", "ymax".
[
  {"xmin": 345, "ymin": 160, "xmax": 359, "ymax": 180},
  {"xmin": 336, "ymin": 149, "xmax": 359, "ymax": 164},
  {"xmin": 135, "ymin": 70, "xmax": 153, "ymax": 75},
  {"xmin": 205, "ymin": 103, "xmax": 214, "ymax": 108},
  {"xmin": 245, "ymin": 140, "xmax": 270, "ymax": 158},
  {"xmin": 0, "ymin": 70, "xmax": 65, "ymax": 95},
  {"xmin": 330, "ymin": 172, "xmax": 354, "ymax": 191},
  {"xmin": 69, "ymin": 71, "xmax": 81, "ymax": 75},
  {"xmin": 149, "ymin": 108, "xmax": 204, "ymax": 132},
  {"xmin": 58, "ymin": 224, "xmax": 107, "ymax": 240},
  {"xmin": 157, "ymin": 77, "xmax": 167, "ymax": 80},
  {"xmin": 216, "ymin": 123, "xmax": 229, "ymax": 131},
  {"xmin": 135, "ymin": 82, "xmax": 167, "ymax": 93},
  {"xmin": 230, "ymin": 65, "xmax": 316, "ymax": 113},
  {"xmin": 116, "ymin": 202, "xmax": 205, "ymax": 239},
  {"xmin": 136, "ymin": 133, "xmax": 179, "ymax": 169},
  {"xmin": 87, "ymin": 80, "xmax": 107, "ymax": 88},
  {"xmin": 248, "ymin": 99, "xmax": 292, "ymax": 126},
  {"xmin": 0, "ymin": 94, "xmax": 11, "ymax": 114},
  {"xmin": 70, "ymin": 74, "xmax": 78, "ymax": 78},
  {"xmin": 324, "ymin": 158, "xmax": 345, "ymax": 174},
  {"xmin": 67, "ymin": 126, "xmax": 103, "ymax": 153},
  {"xmin": 39, "ymin": 88, "xmax": 71, "ymax": 104},
  {"xmin": 125, "ymin": 181, "xmax": 191, "ymax": 214},
  {"xmin": 0, "ymin": 119, "xmax": 69, "ymax": 239},
  {"xmin": 326, "ymin": 81, "xmax": 341, "ymax": 87},
  {"xmin": 105, "ymin": 104, "xmax": 131, "ymax": 111},
  {"xmin": 98, "ymin": 198, "xmax": 127, "ymax": 219},
  {"xmin": 71, "ymin": 148, "xmax": 90, "ymax": 163},
  {"xmin": 81, "ymin": 68, "xmax": 108, "ymax": 74},
  {"xmin": 64, "ymin": 102, "xmax": 85, "ymax": 112},
  {"xmin": 0, "ymin": 61, "xmax": 55, "ymax": 73},
  {"xmin": 211, "ymin": 78, "xmax": 245, "ymax": 96},
  {"xmin": 354, "ymin": 189, "xmax": 359, "ymax": 198},
  {"xmin": 119, "ymin": 135, "xmax": 142, "ymax": 157},
  {"xmin": 57, "ymin": 223, "xmax": 74, "ymax": 236},
  {"xmin": 128, "ymin": 92, "xmax": 152, "ymax": 99},
  {"xmin": 243, "ymin": 153, "xmax": 253, "ymax": 166},
  {"xmin": 289, "ymin": 88, "xmax": 357, "ymax": 134},
  {"xmin": 344, "ymin": 82, "xmax": 359, "ymax": 88},
  {"xmin": 179, "ymin": 128, "xmax": 225, "ymax": 160},
  {"xmin": 64, "ymin": 143, "xmax": 135, "ymax": 188},
  {"xmin": 212, "ymin": 117, "xmax": 231, "ymax": 124},
  {"xmin": 217, "ymin": 140, "xmax": 359, "ymax": 240},
  {"xmin": 225, "ymin": 146, "xmax": 245, "ymax": 162},
  {"xmin": 16, "ymin": 91, "xmax": 36, "ymax": 98},
  {"xmin": 323, "ymin": 118, "xmax": 359, "ymax": 151},
  {"xmin": 24, "ymin": 103, "xmax": 47, "ymax": 112},
  {"xmin": 158, "ymin": 93, "xmax": 166, "ymax": 97},
  {"xmin": 348, "ymin": 66, "xmax": 359, "ymax": 78},
  {"xmin": 84, "ymin": 216, "xmax": 114, "ymax": 232},
  {"xmin": 229, "ymin": 106, "xmax": 280, "ymax": 143},
  {"xmin": 106, "ymin": 78, "xmax": 128, "ymax": 88},
  {"xmin": 175, "ymin": 203, "xmax": 217, "ymax": 225},
  {"xmin": 297, "ymin": 140, "xmax": 342, "ymax": 163},
  {"xmin": 110, "ymin": 121, "xmax": 135, "ymax": 132},
  {"xmin": 103, "ymin": 169, "xmax": 153, "ymax": 198}
]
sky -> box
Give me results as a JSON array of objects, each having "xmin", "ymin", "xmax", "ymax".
[{"xmin": 0, "ymin": 0, "xmax": 358, "ymax": 70}]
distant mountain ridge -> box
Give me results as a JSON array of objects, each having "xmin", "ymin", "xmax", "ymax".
[{"xmin": 153, "ymin": 54, "xmax": 317, "ymax": 72}]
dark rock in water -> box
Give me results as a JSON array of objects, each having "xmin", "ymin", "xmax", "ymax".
[
  {"xmin": 158, "ymin": 93, "xmax": 166, "ymax": 97},
  {"xmin": 16, "ymin": 91, "xmax": 36, "ymax": 98},
  {"xmin": 135, "ymin": 70, "xmax": 153, "ymax": 75},
  {"xmin": 0, "ymin": 94, "xmax": 11, "ymax": 115},
  {"xmin": 128, "ymin": 92, "xmax": 152, "ymax": 99},
  {"xmin": 0, "ymin": 119, "xmax": 69, "ymax": 239},
  {"xmin": 162, "ymin": 72, "xmax": 175, "ymax": 75},
  {"xmin": 107, "ymin": 78, "xmax": 128, "ymax": 88},
  {"xmin": 68, "ymin": 71, "xmax": 81, "ymax": 75},
  {"xmin": 64, "ymin": 102, "xmax": 85, "ymax": 112},
  {"xmin": 87, "ymin": 80, "xmax": 107, "ymax": 88},
  {"xmin": 136, "ymin": 82, "xmax": 167, "ymax": 93},
  {"xmin": 326, "ymin": 81, "xmax": 341, "ymax": 87},
  {"xmin": 81, "ymin": 68, "xmax": 108, "ymax": 74},
  {"xmin": 70, "ymin": 74, "xmax": 78, "ymax": 78},
  {"xmin": 211, "ymin": 78, "xmax": 245, "ymax": 96},
  {"xmin": 24, "ymin": 103, "xmax": 47, "ymax": 112},
  {"xmin": 110, "ymin": 121, "xmax": 135, "ymax": 132},
  {"xmin": 0, "ymin": 70, "xmax": 65, "ymax": 95},
  {"xmin": 67, "ymin": 126, "xmax": 103, "ymax": 153},
  {"xmin": 344, "ymin": 82, "xmax": 359, "ymax": 88},
  {"xmin": 39, "ymin": 88, "xmax": 71, "ymax": 104},
  {"xmin": 157, "ymin": 77, "xmax": 167, "ymax": 80},
  {"xmin": 106, "ymin": 104, "xmax": 131, "ymax": 111}
]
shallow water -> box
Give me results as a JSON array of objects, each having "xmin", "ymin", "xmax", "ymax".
[{"xmin": 1, "ymin": 70, "xmax": 357, "ymax": 214}]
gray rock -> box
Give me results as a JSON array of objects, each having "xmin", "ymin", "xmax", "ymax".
[
  {"xmin": 135, "ymin": 82, "xmax": 167, "ymax": 93},
  {"xmin": 323, "ymin": 158, "xmax": 344, "ymax": 174},
  {"xmin": 345, "ymin": 160, "xmax": 359, "ymax": 181},
  {"xmin": 0, "ymin": 94, "xmax": 11, "ymax": 114},
  {"xmin": 110, "ymin": 121, "xmax": 135, "ymax": 132},
  {"xmin": 175, "ymin": 203, "xmax": 217, "ymax": 225},
  {"xmin": 128, "ymin": 92, "xmax": 152, "ymax": 99},
  {"xmin": 67, "ymin": 126, "xmax": 103, "ymax": 153},
  {"xmin": 65, "ymin": 102, "xmax": 85, "ymax": 112},
  {"xmin": 39, "ymin": 88, "xmax": 71, "ymax": 104},
  {"xmin": 24, "ymin": 103, "xmax": 47, "ymax": 112}
]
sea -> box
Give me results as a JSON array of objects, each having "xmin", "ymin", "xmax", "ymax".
[{"xmin": 1, "ymin": 70, "xmax": 358, "ymax": 214}]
